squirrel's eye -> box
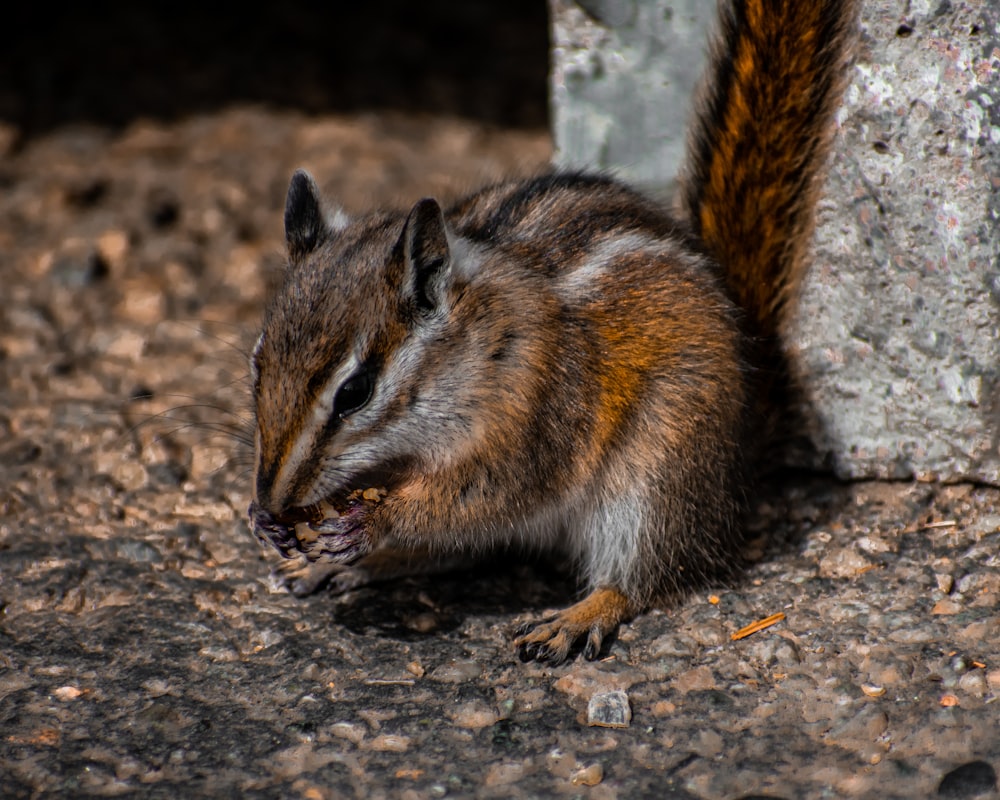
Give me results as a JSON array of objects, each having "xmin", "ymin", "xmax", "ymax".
[{"xmin": 333, "ymin": 369, "xmax": 373, "ymax": 419}]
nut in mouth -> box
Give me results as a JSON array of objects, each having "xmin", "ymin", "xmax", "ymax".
[{"xmin": 248, "ymin": 487, "xmax": 387, "ymax": 563}]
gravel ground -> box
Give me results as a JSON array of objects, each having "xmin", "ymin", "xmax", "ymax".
[{"xmin": 2, "ymin": 5, "xmax": 1000, "ymax": 799}]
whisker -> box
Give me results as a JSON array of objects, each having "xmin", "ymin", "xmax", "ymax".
[{"xmin": 164, "ymin": 318, "xmax": 256, "ymax": 361}]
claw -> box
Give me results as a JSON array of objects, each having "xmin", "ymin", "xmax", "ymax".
[
  {"xmin": 512, "ymin": 587, "xmax": 633, "ymax": 665},
  {"xmin": 248, "ymin": 501, "xmax": 301, "ymax": 558},
  {"xmin": 583, "ymin": 626, "xmax": 603, "ymax": 661}
]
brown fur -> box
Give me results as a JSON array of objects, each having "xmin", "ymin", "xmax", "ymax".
[{"xmin": 248, "ymin": 0, "xmax": 860, "ymax": 665}]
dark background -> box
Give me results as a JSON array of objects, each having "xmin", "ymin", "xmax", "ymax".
[{"xmin": 2, "ymin": 1, "xmax": 550, "ymax": 138}]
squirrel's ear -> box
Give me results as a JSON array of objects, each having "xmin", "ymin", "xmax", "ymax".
[
  {"xmin": 402, "ymin": 197, "xmax": 451, "ymax": 313},
  {"xmin": 284, "ymin": 169, "xmax": 327, "ymax": 261}
]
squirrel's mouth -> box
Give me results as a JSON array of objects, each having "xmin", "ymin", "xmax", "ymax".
[{"xmin": 248, "ymin": 485, "xmax": 388, "ymax": 562}]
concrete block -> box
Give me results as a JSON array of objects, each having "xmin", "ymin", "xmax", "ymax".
[{"xmin": 550, "ymin": 0, "xmax": 1000, "ymax": 482}]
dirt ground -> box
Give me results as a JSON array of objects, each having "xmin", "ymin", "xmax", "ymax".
[{"xmin": 2, "ymin": 4, "xmax": 1000, "ymax": 799}]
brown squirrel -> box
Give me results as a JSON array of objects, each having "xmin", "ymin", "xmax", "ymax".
[{"xmin": 248, "ymin": 0, "xmax": 860, "ymax": 664}]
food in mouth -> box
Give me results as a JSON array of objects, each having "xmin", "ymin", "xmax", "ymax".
[
  {"xmin": 248, "ymin": 486, "xmax": 387, "ymax": 561},
  {"xmin": 293, "ymin": 487, "xmax": 388, "ymax": 543}
]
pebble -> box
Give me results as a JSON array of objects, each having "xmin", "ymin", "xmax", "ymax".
[
  {"xmin": 329, "ymin": 722, "xmax": 366, "ymax": 745},
  {"xmin": 650, "ymin": 700, "xmax": 677, "ymax": 716},
  {"xmin": 188, "ymin": 443, "xmax": 231, "ymax": 482},
  {"xmin": 570, "ymin": 763, "xmax": 604, "ymax": 786},
  {"xmin": 116, "ymin": 281, "xmax": 166, "ymax": 325},
  {"xmin": 96, "ymin": 229, "xmax": 130, "ymax": 274},
  {"xmin": 648, "ymin": 632, "xmax": 698, "ymax": 658},
  {"xmin": 957, "ymin": 670, "xmax": 988, "ymax": 698},
  {"xmin": 825, "ymin": 707, "xmax": 888, "ymax": 744},
  {"xmin": 198, "ymin": 645, "xmax": 240, "ymax": 662},
  {"xmin": 428, "ymin": 660, "xmax": 481, "ymax": 683},
  {"xmin": 447, "ymin": 701, "xmax": 498, "ymax": 729},
  {"xmin": 367, "ymin": 735, "xmax": 410, "ymax": 753},
  {"xmin": 932, "ymin": 598, "xmax": 963, "ymax": 615},
  {"xmin": 742, "ymin": 635, "xmax": 802, "ymax": 667},
  {"xmin": 111, "ymin": 459, "xmax": 149, "ymax": 492},
  {"xmin": 694, "ymin": 730, "xmax": 724, "ymax": 758},
  {"xmin": 552, "ymin": 664, "xmax": 641, "ymax": 700},
  {"xmin": 587, "ymin": 690, "xmax": 631, "ymax": 728},
  {"xmin": 405, "ymin": 661, "xmax": 425, "ymax": 678},
  {"xmin": 484, "ymin": 760, "xmax": 529, "ymax": 786},
  {"xmin": 818, "ymin": 547, "xmax": 873, "ymax": 579},
  {"xmin": 672, "ymin": 665, "xmax": 717, "ymax": 694},
  {"xmin": 545, "ymin": 748, "xmax": 578, "ymax": 779}
]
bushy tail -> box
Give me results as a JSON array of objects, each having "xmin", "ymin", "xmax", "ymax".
[{"xmin": 679, "ymin": 0, "xmax": 859, "ymax": 342}]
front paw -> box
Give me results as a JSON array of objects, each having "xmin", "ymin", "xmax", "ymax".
[
  {"xmin": 272, "ymin": 557, "xmax": 341, "ymax": 597},
  {"xmin": 272, "ymin": 556, "xmax": 374, "ymax": 597},
  {"xmin": 248, "ymin": 501, "xmax": 300, "ymax": 558},
  {"xmin": 298, "ymin": 511, "xmax": 371, "ymax": 565},
  {"xmin": 513, "ymin": 587, "xmax": 633, "ymax": 666},
  {"xmin": 248, "ymin": 500, "xmax": 372, "ymax": 564}
]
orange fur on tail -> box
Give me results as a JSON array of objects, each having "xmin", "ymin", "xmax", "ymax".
[{"xmin": 680, "ymin": 0, "xmax": 860, "ymax": 341}]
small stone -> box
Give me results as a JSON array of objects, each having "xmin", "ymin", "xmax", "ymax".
[
  {"xmin": 102, "ymin": 329, "xmax": 147, "ymax": 362},
  {"xmin": 672, "ymin": 665, "xmax": 717, "ymax": 694},
  {"xmin": 932, "ymin": 599, "xmax": 963, "ymax": 616},
  {"xmin": 545, "ymin": 747, "xmax": 578, "ymax": 779},
  {"xmin": 141, "ymin": 679, "xmax": 171, "ymax": 697},
  {"xmin": 651, "ymin": 700, "xmax": 677, "ymax": 716},
  {"xmin": 587, "ymin": 689, "xmax": 631, "ymax": 728},
  {"xmin": 818, "ymin": 547, "xmax": 873, "ymax": 579},
  {"xmin": 404, "ymin": 612, "xmax": 440, "ymax": 634},
  {"xmin": 826, "ymin": 707, "xmax": 888, "ymax": 744},
  {"xmin": 552, "ymin": 664, "xmax": 641, "ymax": 700},
  {"xmin": 694, "ymin": 730, "xmax": 725, "ymax": 757},
  {"xmin": 368, "ymin": 734, "xmax": 409, "ymax": 753},
  {"xmin": 173, "ymin": 499, "xmax": 235, "ymax": 523},
  {"xmin": 448, "ymin": 701, "xmax": 498, "ymax": 729},
  {"xmin": 96, "ymin": 229, "xmax": 130, "ymax": 274},
  {"xmin": 405, "ymin": 661, "xmax": 425, "ymax": 678},
  {"xmin": 116, "ymin": 279, "xmax": 166, "ymax": 324},
  {"xmin": 188, "ymin": 443, "xmax": 230, "ymax": 481},
  {"xmin": 329, "ymin": 722, "xmax": 366, "ymax": 745},
  {"xmin": 957, "ymin": 670, "xmax": 988, "ymax": 698},
  {"xmin": 570, "ymin": 763, "xmax": 604, "ymax": 786},
  {"xmin": 428, "ymin": 660, "xmax": 480, "ymax": 683},
  {"xmin": 857, "ymin": 534, "xmax": 895, "ymax": 554},
  {"xmin": 936, "ymin": 573, "xmax": 955, "ymax": 594},
  {"xmin": 198, "ymin": 645, "xmax": 240, "ymax": 662},
  {"xmin": 111, "ymin": 459, "xmax": 148, "ymax": 492},
  {"xmin": 648, "ymin": 633, "xmax": 697, "ymax": 658},
  {"xmin": 484, "ymin": 761, "xmax": 528, "ymax": 787},
  {"xmin": 53, "ymin": 686, "xmax": 82, "ymax": 701}
]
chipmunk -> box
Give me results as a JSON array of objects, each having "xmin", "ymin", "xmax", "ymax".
[{"xmin": 248, "ymin": 0, "xmax": 859, "ymax": 664}]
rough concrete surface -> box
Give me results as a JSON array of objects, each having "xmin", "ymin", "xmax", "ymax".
[
  {"xmin": 794, "ymin": 0, "xmax": 1000, "ymax": 484},
  {"xmin": 550, "ymin": 0, "xmax": 1000, "ymax": 483},
  {"xmin": 2, "ymin": 3, "xmax": 1000, "ymax": 799},
  {"xmin": 549, "ymin": 0, "xmax": 714, "ymax": 190}
]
